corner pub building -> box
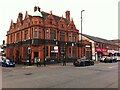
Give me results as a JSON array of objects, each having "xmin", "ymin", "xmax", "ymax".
[{"xmin": 6, "ymin": 6, "xmax": 92, "ymax": 64}]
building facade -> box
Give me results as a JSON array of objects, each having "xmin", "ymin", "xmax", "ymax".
[
  {"xmin": 6, "ymin": 6, "xmax": 91, "ymax": 64},
  {"xmin": 80, "ymin": 34, "xmax": 119, "ymax": 61}
]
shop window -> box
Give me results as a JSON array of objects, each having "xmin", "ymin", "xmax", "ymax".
[
  {"xmin": 46, "ymin": 46, "xmax": 48, "ymax": 57},
  {"xmin": 50, "ymin": 46, "xmax": 56, "ymax": 59},
  {"xmin": 72, "ymin": 47, "xmax": 76, "ymax": 57},
  {"xmin": 69, "ymin": 48, "xmax": 71, "ymax": 57}
]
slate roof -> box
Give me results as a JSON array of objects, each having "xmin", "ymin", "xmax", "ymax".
[
  {"xmin": 37, "ymin": 11, "xmax": 70, "ymax": 25},
  {"xmin": 82, "ymin": 34, "xmax": 114, "ymax": 45}
]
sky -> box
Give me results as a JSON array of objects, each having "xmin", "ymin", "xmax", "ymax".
[{"xmin": 0, "ymin": 0, "xmax": 119, "ymax": 44}]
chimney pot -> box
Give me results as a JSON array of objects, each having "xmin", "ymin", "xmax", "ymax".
[
  {"xmin": 18, "ymin": 13, "xmax": 23, "ymax": 21},
  {"xmin": 38, "ymin": 7, "xmax": 40, "ymax": 12},
  {"xmin": 65, "ymin": 11, "xmax": 70, "ymax": 21},
  {"xmin": 34, "ymin": 6, "xmax": 37, "ymax": 12}
]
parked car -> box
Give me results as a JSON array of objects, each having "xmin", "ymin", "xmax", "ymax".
[
  {"xmin": 2, "ymin": 59, "xmax": 15, "ymax": 67},
  {"xmin": 100, "ymin": 56, "xmax": 117, "ymax": 63},
  {"xmin": 73, "ymin": 58, "xmax": 94, "ymax": 66}
]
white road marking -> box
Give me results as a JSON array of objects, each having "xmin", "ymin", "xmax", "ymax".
[{"xmin": 108, "ymin": 66, "xmax": 117, "ymax": 69}]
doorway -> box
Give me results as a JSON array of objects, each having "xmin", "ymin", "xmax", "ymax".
[
  {"xmin": 34, "ymin": 52, "xmax": 39, "ymax": 63},
  {"xmin": 16, "ymin": 50, "xmax": 19, "ymax": 64}
]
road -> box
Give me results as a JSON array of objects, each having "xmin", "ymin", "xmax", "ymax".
[{"xmin": 2, "ymin": 62, "xmax": 118, "ymax": 88}]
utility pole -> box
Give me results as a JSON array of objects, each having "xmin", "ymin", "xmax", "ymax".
[{"xmin": 81, "ymin": 10, "xmax": 85, "ymax": 58}]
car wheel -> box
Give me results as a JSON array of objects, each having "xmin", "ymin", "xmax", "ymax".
[
  {"xmin": 4, "ymin": 64, "xmax": 7, "ymax": 67},
  {"xmin": 83, "ymin": 62, "xmax": 85, "ymax": 66}
]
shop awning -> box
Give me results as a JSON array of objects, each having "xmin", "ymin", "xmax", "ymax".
[{"xmin": 102, "ymin": 52, "xmax": 109, "ymax": 56}]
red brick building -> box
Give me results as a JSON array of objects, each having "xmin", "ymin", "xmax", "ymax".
[{"xmin": 6, "ymin": 6, "xmax": 92, "ymax": 64}]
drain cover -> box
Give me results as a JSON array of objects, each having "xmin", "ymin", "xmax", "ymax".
[{"xmin": 24, "ymin": 73, "xmax": 32, "ymax": 75}]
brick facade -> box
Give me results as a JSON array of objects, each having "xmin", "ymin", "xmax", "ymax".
[{"xmin": 6, "ymin": 6, "xmax": 92, "ymax": 64}]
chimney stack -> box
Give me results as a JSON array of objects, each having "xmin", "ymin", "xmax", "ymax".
[
  {"xmin": 65, "ymin": 11, "xmax": 70, "ymax": 21},
  {"xmin": 38, "ymin": 7, "xmax": 40, "ymax": 12},
  {"xmin": 18, "ymin": 13, "xmax": 23, "ymax": 21},
  {"xmin": 34, "ymin": 6, "xmax": 37, "ymax": 12},
  {"xmin": 34, "ymin": 6, "xmax": 40, "ymax": 12}
]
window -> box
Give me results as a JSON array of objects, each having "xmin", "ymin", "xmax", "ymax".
[
  {"xmin": 26, "ymin": 22, "xmax": 30, "ymax": 27},
  {"xmin": 50, "ymin": 30, "xmax": 56, "ymax": 40},
  {"xmin": 33, "ymin": 27, "xmax": 39, "ymax": 38},
  {"xmin": 71, "ymin": 26, "xmax": 73, "ymax": 29},
  {"xmin": 68, "ymin": 34, "xmax": 71, "ymax": 42},
  {"xmin": 16, "ymin": 33, "xmax": 20, "ymax": 41},
  {"xmin": 24, "ymin": 30, "xmax": 28, "ymax": 40},
  {"xmin": 50, "ymin": 19, "xmax": 52, "ymax": 24},
  {"xmin": 46, "ymin": 46, "xmax": 48, "ymax": 57},
  {"xmin": 35, "ymin": 21, "xmax": 37, "ymax": 24},
  {"xmin": 23, "ymin": 47, "xmax": 28, "ymax": 58},
  {"xmin": 72, "ymin": 47, "xmax": 76, "ymax": 57},
  {"xmin": 45, "ymin": 30, "xmax": 49, "ymax": 39},
  {"xmin": 69, "ymin": 47, "xmax": 71, "ymax": 57},
  {"xmin": 50, "ymin": 46, "xmax": 56, "ymax": 59},
  {"xmin": 62, "ymin": 24, "xmax": 64, "ymax": 28},
  {"xmin": 72, "ymin": 33, "xmax": 76, "ymax": 42},
  {"xmin": 10, "ymin": 35, "xmax": 13, "ymax": 43},
  {"xmin": 60, "ymin": 31, "xmax": 65, "ymax": 41}
]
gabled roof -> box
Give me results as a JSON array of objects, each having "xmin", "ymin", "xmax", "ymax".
[
  {"xmin": 40, "ymin": 11, "xmax": 70, "ymax": 25},
  {"xmin": 82, "ymin": 34, "xmax": 113, "ymax": 45}
]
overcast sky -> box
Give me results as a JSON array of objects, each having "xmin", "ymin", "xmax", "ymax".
[{"xmin": 0, "ymin": 0, "xmax": 119, "ymax": 44}]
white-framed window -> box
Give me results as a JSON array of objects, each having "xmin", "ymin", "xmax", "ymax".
[
  {"xmin": 72, "ymin": 33, "xmax": 76, "ymax": 42},
  {"xmin": 24, "ymin": 30, "xmax": 28, "ymax": 40},
  {"xmin": 50, "ymin": 30, "xmax": 56, "ymax": 40},
  {"xmin": 45, "ymin": 29, "xmax": 49, "ymax": 39},
  {"xmin": 60, "ymin": 31, "xmax": 65, "ymax": 41},
  {"xmin": 33, "ymin": 27, "xmax": 40, "ymax": 38}
]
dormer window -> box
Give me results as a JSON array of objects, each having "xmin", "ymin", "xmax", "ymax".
[{"xmin": 50, "ymin": 19, "xmax": 52, "ymax": 24}]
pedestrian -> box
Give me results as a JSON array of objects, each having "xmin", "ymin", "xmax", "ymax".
[
  {"xmin": 44, "ymin": 58, "xmax": 46, "ymax": 66},
  {"xmin": 36, "ymin": 57, "xmax": 39, "ymax": 67},
  {"xmin": 39, "ymin": 58, "xmax": 41, "ymax": 66},
  {"xmin": 63, "ymin": 56, "xmax": 66, "ymax": 66}
]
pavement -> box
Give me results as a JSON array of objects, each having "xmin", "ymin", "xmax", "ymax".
[
  {"xmin": 14, "ymin": 61, "xmax": 100, "ymax": 68},
  {"xmin": 14, "ymin": 62, "xmax": 73, "ymax": 68}
]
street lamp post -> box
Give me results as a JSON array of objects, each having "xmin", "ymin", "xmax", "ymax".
[{"xmin": 81, "ymin": 10, "xmax": 85, "ymax": 58}]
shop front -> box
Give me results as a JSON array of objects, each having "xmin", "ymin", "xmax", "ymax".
[{"xmin": 95, "ymin": 48, "xmax": 109, "ymax": 61}]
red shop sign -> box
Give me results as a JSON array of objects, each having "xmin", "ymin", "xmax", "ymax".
[
  {"xmin": 96, "ymin": 48, "xmax": 108, "ymax": 53},
  {"xmin": 95, "ymin": 48, "xmax": 102, "ymax": 52}
]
